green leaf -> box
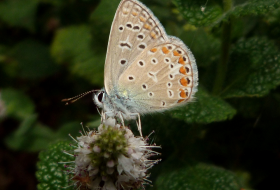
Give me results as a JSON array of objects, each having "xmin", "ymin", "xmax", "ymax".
[
  {"xmin": 4, "ymin": 117, "xmax": 56, "ymax": 151},
  {"xmin": 12, "ymin": 114, "xmax": 38, "ymax": 137},
  {"xmin": 86, "ymin": 118, "xmax": 102, "ymax": 129},
  {"xmin": 173, "ymin": 0, "xmax": 223, "ymax": 27},
  {"xmin": 5, "ymin": 120, "xmax": 84, "ymax": 151},
  {"xmin": 51, "ymin": 25, "xmax": 104, "ymax": 86},
  {"xmin": 89, "ymin": 0, "xmax": 121, "ymax": 50},
  {"xmin": 174, "ymin": 0, "xmax": 280, "ymax": 28},
  {"xmin": 40, "ymin": 0, "xmax": 68, "ymax": 6},
  {"xmin": 228, "ymin": 97, "xmax": 262, "ymax": 118},
  {"xmin": 222, "ymin": 37, "xmax": 280, "ymax": 98},
  {"xmin": 0, "ymin": 45, "xmax": 7, "ymax": 62},
  {"xmin": 213, "ymin": 0, "xmax": 280, "ymax": 27},
  {"xmin": 90, "ymin": 0, "xmax": 120, "ymax": 24},
  {"xmin": 6, "ymin": 40, "xmax": 59, "ymax": 79},
  {"xmin": 1, "ymin": 88, "xmax": 35, "ymax": 120},
  {"xmin": 25, "ymin": 123, "xmax": 57, "ymax": 151},
  {"xmin": 179, "ymin": 28, "xmax": 221, "ymax": 68},
  {"xmin": 156, "ymin": 163, "xmax": 243, "ymax": 190},
  {"xmin": 36, "ymin": 141, "xmax": 74, "ymax": 190},
  {"xmin": 0, "ymin": 0, "xmax": 39, "ymax": 31},
  {"xmin": 170, "ymin": 87, "xmax": 236, "ymax": 123},
  {"xmin": 54, "ymin": 121, "xmax": 82, "ymax": 140}
]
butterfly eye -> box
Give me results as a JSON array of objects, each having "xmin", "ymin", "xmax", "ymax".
[{"xmin": 97, "ymin": 91, "xmax": 104, "ymax": 102}]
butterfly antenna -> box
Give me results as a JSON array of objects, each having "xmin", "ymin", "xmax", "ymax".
[{"xmin": 61, "ymin": 89, "xmax": 98, "ymax": 105}]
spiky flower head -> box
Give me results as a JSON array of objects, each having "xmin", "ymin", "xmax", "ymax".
[{"xmin": 64, "ymin": 118, "xmax": 161, "ymax": 190}]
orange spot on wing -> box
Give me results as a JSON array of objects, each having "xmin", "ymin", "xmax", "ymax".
[
  {"xmin": 180, "ymin": 78, "xmax": 188, "ymax": 86},
  {"xmin": 179, "ymin": 89, "xmax": 187, "ymax": 98},
  {"xmin": 179, "ymin": 66, "xmax": 187, "ymax": 75},
  {"xmin": 173, "ymin": 50, "xmax": 180, "ymax": 56},
  {"xmin": 162, "ymin": 47, "xmax": 169, "ymax": 54},
  {"xmin": 177, "ymin": 99, "xmax": 185, "ymax": 103},
  {"xmin": 123, "ymin": 10, "xmax": 129, "ymax": 15},
  {"xmin": 140, "ymin": 16, "xmax": 146, "ymax": 22},
  {"xmin": 132, "ymin": 12, "xmax": 138, "ymax": 16},
  {"xmin": 150, "ymin": 31, "xmax": 157, "ymax": 39},
  {"xmin": 178, "ymin": 56, "xmax": 185, "ymax": 64},
  {"xmin": 144, "ymin": 24, "xmax": 151, "ymax": 30},
  {"xmin": 150, "ymin": 48, "xmax": 157, "ymax": 53}
]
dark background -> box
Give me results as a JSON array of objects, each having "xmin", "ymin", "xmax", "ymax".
[{"xmin": 1, "ymin": 0, "xmax": 280, "ymax": 189}]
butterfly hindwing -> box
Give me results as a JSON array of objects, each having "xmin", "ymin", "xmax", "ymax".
[
  {"xmin": 104, "ymin": 0, "xmax": 169, "ymax": 95},
  {"xmin": 117, "ymin": 36, "xmax": 198, "ymax": 113}
]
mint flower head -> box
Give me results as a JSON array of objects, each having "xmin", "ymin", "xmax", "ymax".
[{"xmin": 64, "ymin": 118, "xmax": 161, "ymax": 190}]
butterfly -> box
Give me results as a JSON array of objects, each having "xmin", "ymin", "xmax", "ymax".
[{"xmin": 63, "ymin": 0, "xmax": 198, "ymax": 134}]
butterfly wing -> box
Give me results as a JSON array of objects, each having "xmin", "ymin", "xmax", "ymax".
[
  {"xmin": 117, "ymin": 36, "xmax": 198, "ymax": 113},
  {"xmin": 104, "ymin": 0, "xmax": 169, "ymax": 95}
]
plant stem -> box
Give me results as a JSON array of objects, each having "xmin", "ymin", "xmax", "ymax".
[{"xmin": 212, "ymin": 0, "xmax": 232, "ymax": 95}]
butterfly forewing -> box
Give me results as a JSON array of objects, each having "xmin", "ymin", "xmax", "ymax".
[
  {"xmin": 118, "ymin": 36, "xmax": 198, "ymax": 112},
  {"xmin": 104, "ymin": 0, "xmax": 168, "ymax": 95}
]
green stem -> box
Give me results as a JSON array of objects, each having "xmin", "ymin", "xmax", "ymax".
[{"xmin": 212, "ymin": 0, "xmax": 233, "ymax": 95}]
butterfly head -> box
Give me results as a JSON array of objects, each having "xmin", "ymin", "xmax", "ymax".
[
  {"xmin": 93, "ymin": 88, "xmax": 107, "ymax": 108},
  {"xmin": 93, "ymin": 88, "xmax": 122, "ymax": 119}
]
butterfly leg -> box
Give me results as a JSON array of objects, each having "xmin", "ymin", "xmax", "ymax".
[
  {"xmin": 100, "ymin": 110, "xmax": 104, "ymax": 123},
  {"xmin": 117, "ymin": 111, "xmax": 125, "ymax": 126},
  {"xmin": 103, "ymin": 111, "xmax": 115, "ymax": 121},
  {"xmin": 137, "ymin": 113, "xmax": 143, "ymax": 137},
  {"xmin": 129, "ymin": 113, "xmax": 142, "ymax": 137}
]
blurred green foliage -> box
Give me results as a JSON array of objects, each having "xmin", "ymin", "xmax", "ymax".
[{"xmin": 1, "ymin": 0, "xmax": 280, "ymax": 189}]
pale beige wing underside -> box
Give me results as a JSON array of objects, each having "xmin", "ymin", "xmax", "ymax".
[
  {"xmin": 117, "ymin": 37, "xmax": 198, "ymax": 112},
  {"xmin": 104, "ymin": 0, "xmax": 168, "ymax": 95}
]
